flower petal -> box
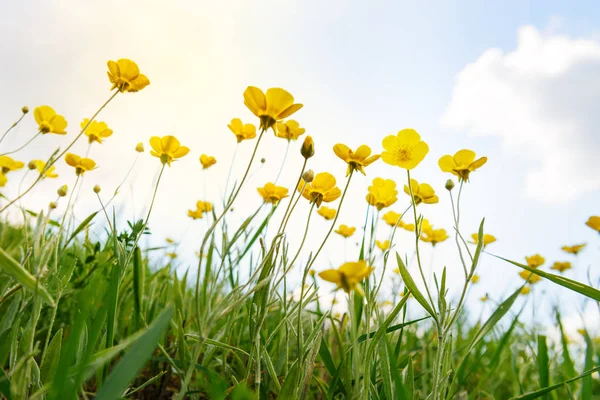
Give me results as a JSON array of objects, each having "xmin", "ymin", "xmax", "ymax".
[
  {"xmin": 333, "ymin": 144, "xmax": 351, "ymax": 161},
  {"xmin": 117, "ymin": 59, "xmax": 140, "ymax": 81},
  {"xmin": 453, "ymin": 149, "xmax": 476, "ymax": 168},
  {"xmin": 149, "ymin": 136, "xmax": 162, "ymax": 153},
  {"xmin": 243, "ymin": 87, "xmax": 267, "ymax": 117},
  {"xmin": 265, "ymin": 88, "xmax": 294, "ymax": 118}
]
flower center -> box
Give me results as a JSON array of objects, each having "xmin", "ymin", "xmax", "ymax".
[
  {"xmin": 395, "ymin": 145, "xmax": 412, "ymax": 161},
  {"xmin": 40, "ymin": 122, "xmax": 51, "ymax": 134}
]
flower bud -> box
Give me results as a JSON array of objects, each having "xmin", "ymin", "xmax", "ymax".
[
  {"xmin": 49, "ymin": 201, "xmax": 57, "ymax": 209},
  {"xmin": 302, "ymin": 169, "xmax": 315, "ymax": 183},
  {"xmin": 309, "ymin": 269, "xmax": 316, "ymax": 277},
  {"xmin": 260, "ymin": 158, "xmax": 266, "ymax": 164},
  {"xmin": 301, "ymin": 136, "xmax": 314, "ymax": 159},
  {"xmin": 22, "ymin": 106, "xmax": 29, "ymax": 114},
  {"xmin": 93, "ymin": 185, "xmax": 101, "ymax": 194},
  {"xmin": 445, "ymin": 179, "xmax": 455, "ymax": 191},
  {"xmin": 57, "ymin": 185, "xmax": 68, "ymax": 197},
  {"xmin": 28, "ymin": 160, "xmax": 37, "ymax": 170},
  {"xmin": 135, "ymin": 142, "xmax": 144, "ymax": 152}
]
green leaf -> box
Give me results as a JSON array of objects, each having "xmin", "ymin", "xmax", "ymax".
[
  {"xmin": 41, "ymin": 328, "xmax": 63, "ymax": 384},
  {"xmin": 132, "ymin": 246, "xmax": 145, "ymax": 328},
  {"xmin": 510, "ymin": 366, "xmax": 600, "ymax": 400},
  {"xmin": 64, "ymin": 211, "xmax": 99, "ymax": 248},
  {"xmin": 581, "ymin": 333, "xmax": 593, "ymax": 400},
  {"xmin": 395, "ymin": 253, "xmax": 436, "ymax": 318},
  {"xmin": 358, "ymin": 315, "xmax": 430, "ymax": 343},
  {"xmin": 0, "ymin": 247, "xmax": 54, "ymax": 306},
  {"xmin": 537, "ymin": 335, "xmax": 550, "ymax": 400},
  {"xmin": 95, "ymin": 305, "xmax": 174, "ymax": 400},
  {"xmin": 0, "ymin": 368, "xmax": 10, "ymax": 400}
]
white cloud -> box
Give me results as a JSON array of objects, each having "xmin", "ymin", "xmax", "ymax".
[{"xmin": 442, "ymin": 25, "xmax": 600, "ymax": 203}]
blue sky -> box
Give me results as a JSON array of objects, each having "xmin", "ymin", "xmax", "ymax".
[{"xmin": 0, "ymin": 0, "xmax": 598, "ymax": 332}]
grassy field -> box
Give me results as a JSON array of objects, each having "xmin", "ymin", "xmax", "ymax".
[{"xmin": 0, "ymin": 58, "xmax": 599, "ymax": 399}]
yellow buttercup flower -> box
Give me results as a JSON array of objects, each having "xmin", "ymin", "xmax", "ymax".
[
  {"xmin": 366, "ymin": 178, "xmax": 397, "ymax": 210},
  {"xmin": 438, "ymin": 149, "xmax": 487, "ymax": 182},
  {"xmin": 34, "ymin": 106, "xmax": 67, "ymax": 135},
  {"xmin": 0, "ymin": 156, "xmax": 24, "ymax": 174},
  {"xmin": 81, "ymin": 119, "xmax": 113, "ymax": 144},
  {"xmin": 519, "ymin": 270, "xmax": 541, "ymax": 284},
  {"xmin": 404, "ymin": 179, "xmax": 438, "ymax": 205},
  {"xmin": 188, "ymin": 201, "xmax": 213, "ymax": 220},
  {"xmin": 382, "ymin": 210, "xmax": 402, "ymax": 227},
  {"xmin": 333, "ymin": 144, "xmax": 380, "ymax": 176},
  {"xmin": 318, "ymin": 260, "xmax": 374, "ymax": 293},
  {"xmin": 420, "ymin": 227, "xmax": 448, "ymax": 246},
  {"xmin": 65, "ymin": 153, "xmax": 96, "ymax": 175},
  {"xmin": 399, "ymin": 220, "xmax": 415, "ymax": 232},
  {"xmin": 149, "ymin": 136, "xmax": 189, "ymax": 166},
  {"xmin": 30, "ymin": 160, "xmax": 58, "ymax": 179},
  {"xmin": 244, "ymin": 87, "xmax": 303, "ymax": 131},
  {"xmin": 561, "ymin": 243, "xmax": 586, "ymax": 255},
  {"xmin": 586, "ymin": 216, "xmax": 600, "ymax": 233},
  {"xmin": 298, "ymin": 172, "xmax": 341, "ymax": 208},
  {"xmin": 317, "ymin": 206, "xmax": 337, "ymax": 220},
  {"xmin": 335, "ymin": 224, "xmax": 356, "ymax": 238},
  {"xmin": 525, "ymin": 254, "xmax": 545, "ymax": 268},
  {"xmin": 135, "ymin": 142, "xmax": 145, "ymax": 152},
  {"xmin": 376, "ymin": 240, "xmax": 390, "ymax": 251},
  {"xmin": 200, "ymin": 154, "xmax": 217, "ymax": 169},
  {"xmin": 470, "ymin": 233, "xmax": 497, "ymax": 247},
  {"xmin": 381, "ymin": 129, "xmax": 429, "ymax": 170},
  {"xmin": 257, "ymin": 182, "xmax": 289, "ymax": 205},
  {"xmin": 166, "ymin": 238, "xmax": 175, "ymax": 244},
  {"xmin": 520, "ymin": 286, "xmax": 531, "ymax": 295},
  {"xmin": 471, "ymin": 275, "xmax": 480, "ymax": 284},
  {"xmin": 107, "ymin": 59, "xmax": 150, "ymax": 93},
  {"xmin": 551, "ymin": 261, "xmax": 572, "ymax": 273},
  {"xmin": 275, "ymin": 120, "xmax": 305, "ymax": 141},
  {"xmin": 228, "ymin": 118, "xmax": 257, "ymax": 143}
]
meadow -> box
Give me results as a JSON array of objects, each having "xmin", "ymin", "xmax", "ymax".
[{"xmin": 0, "ymin": 58, "xmax": 599, "ymax": 399}]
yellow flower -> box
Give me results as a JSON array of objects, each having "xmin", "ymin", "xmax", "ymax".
[
  {"xmin": 188, "ymin": 201, "xmax": 213, "ymax": 220},
  {"xmin": 317, "ymin": 206, "xmax": 337, "ymax": 220},
  {"xmin": 420, "ymin": 228, "xmax": 449, "ymax": 246},
  {"xmin": 309, "ymin": 269, "xmax": 316, "ymax": 277},
  {"xmin": 318, "ymin": 260, "xmax": 374, "ymax": 293},
  {"xmin": 382, "ymin": 210, "xmax": 402, "ymax": 227},
  {"xmin": 0, "ymin": 173, "xmax": 7, "ymax": 187},
  {"xmin": 471, "ymin": 274, "xmax": 480, "ymax": 284},
  {"xmin": 301, "ymin": 136, "xmax": 315, "ymax": 159},
  {"xmin": 519, "ymin": 270, "xmax": 541, "ymax": 284},
  {"xmin": 81, "ymin": 119, "xmax": 113, "ymax": 144},
  {"xmin": 399, "ymin": 220, "xmax": 415, "ymax": 232},
  {"xmin": 135, "ymin": 142, "xmax": 145, "ymax": 152},
  {"xmin": 166, "ymin": 252, "xmax": 177, "ymax": 259},
  {"xmin": 166, "ymin": 238, "xmax": 175, "ymax": 244},
  {"xmin": 298, "ymin": 172, "xmax": 341, "ymax": 208},
  {"xmin": 149, "ymin": 136, "xmax": 190, "ymax": 166},
  {"xmin": 275, "ymin": 120, "xmax": 305, "ymax": 140},
  {"xmin": 0, "ymin": 156, "xmax": 24, "ymax": 174},
  {"xmin": 480, "ymin": 294, "xmax": 488, "ymax": 302},
  {"xmin": 561, "ymin": 243, "xmax": 586, "ymax": 255},
  {"xmin": 34, "ymin": 106, "xmax": 67, "ymax": 135},
  {"xmin": 586, "ymin": 216, "xmax": 600, "ymax": 233},
  {"xmin": 438, "ymin": 150, "xmax": 487, "ymax": 182},
  {"xmin": 404, "ymin": 179, "xmax": 438, "ymax": 205},
  {"xmin": 376, "ymin": 240, "xmax": 390, "ymax": 251},
  {"xmin": 525, "ymin": 254, "xmax": 545, "ymax": 268},
  {"xmin": 333, "ymin": 144, "xmax": 380, "ymax": 176},
  {"xmin": 200, "ymin": 154, "xmax": 217, "ymax": 169},
  {"xmin": 107, "ymin": 59, "xmax": 150, "ymax": 92},
  {"xmin": 335, "ymin": 224, "xmax": 356, "ymax": 238},
  {"xmin": 65, "ymin": 153, "xmax": 96, "ymax": 175},
  {"xmin": 366, "ymin": 178, "xmax": 397, "ymax": 210},
  {"xmin": 257, "ymin": 182, "xmax": 289, "ymax": 205},
  {"xmin": 228, "ymin": 118, "xmax": 257, "ymax": 143},
  {"xmin": 470, "ymin": 233, "xmax": 497, "ymax": 247},
  {"xmin": 243, "ymin": 87, "xmax": 303, "ymax": 131},
  {"xmin": 551, "ymin": 261, "xmax": 572, "ymax": 273},
  {"xmin": 520, "ymin": 286, "xmax": 531, "ymax": 295},
  {"xmin": 381, "ymin": 129, "xmax": 429, "ymax": 170},
  {"xmin": 29, "ymin": 160, "xmax": 58, "ymax": 179}
]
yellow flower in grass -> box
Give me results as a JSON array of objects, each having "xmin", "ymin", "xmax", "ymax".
[
  {"xmin": 525, "ymin": 254, "xmax": 545, "ymax": 268},
  {"xmin": 0, "ymin": 156, "xmax": 24, "ymax": 174},
  {"xmin": 366, "ymin": 178, "xmax": 397, "ymax": 210},
  {"xmin": 470, "ymin": 233, "xmax": 497, "ymax": 247},
  {"xmin": 519, "ymin": 270, "xmax": 541, "ymax": 284},
  {"xmin": 561, "ymin": 243, "xmax": 586, "ymax": 255},
  {"xmin": 420, "ymin": 227, "xmax": 448, "ymax": 246},
  {"xmin": 30, "ymin": 160, "xmax": 58, "ymax": 178},
  {"xmin": 335, "ymin": 224, "xmax": 356, "ymax": 238},
  {"xmin": 520, "ymin": 286, "xmax": 531, "ymax": 295},
  {"xmin": 382, "ymin": 210, "xmax": 402, "ymax": 227},
  {"xmin": 0, "ymin": 173, "xmax": 7, "ymax": 187},
  {"xmin": 81, "ymin": 119, "xmax": 113, "ymax": 143},
  {"xmin": 200, "ymin": 154, "xmax": 217, "ymax": 169},
  {"xmin": 333, "ymin": 144, "xmax": 380, "ymax": 176},
  {"xmin": 243, "ymin": 87, "xmax": 303, "ymax": 131},
  {"xmin": 149, "ymin": 136, "xmax": 189, "ymax": 166},
  {"xmin": 404, "ymin": 179, "xmax": 438, "ymax": 205},
  {"xmin": 298, "ymin": 172, "xmax": 341, "ymax": 208},
  {"xmin": 166, "ymin": 252, "xmax": 177, "ymax": 259},
  {"xmin": 107, "ymin": 59, "xmax": 150, "ymax": 92},
  {"xmin": 188, "ymin": 201, "xmax": 213, "ymax": 220},
  {"xmin": 551, "ymin": 261, "xmax": 572, "ymax": 273},
  {"xmin": 471, "ymin": 274, "xmax": 480, "ymax": 284},
  {"xmin": 257, "ymin": 182, "xmax": 289, "ymax": 205},
  {"xmin": 399, "ymin": 220, "xmax": 415, "ymax": 232},
  {"xmin": 317, "ymin": 206, "xmax": 337, "ymax": 220},
  {"xmin": 228, "ymin": 118, "xmax": 257, "ymax": 143},
  {"xmin": 276, "ymin": 120, "xmax": 305, "ymax": 140},
  {"xmin": 65, "ymin": 153, "xmax": 96, "ymax": 175},
  {"xmin": 376, "ymin": 240, "xmax": 390, "ymax": 251},
  {"xmin": 318, "ymin": 260, "xmax": 374, "ymax": 293},
  {"xmin": 586, "ymin": 216, "xmax": 600, "ymax": 233},
  {"xmin": 34, "ymin": 106, "xmax": 67, "ymax": 135},
  {"xmin": 381, "ymin": 129, "xmax": 429, "ymax": 170},
  {"xmin": 438, "ymin": 149, "xmax": 487, "ymax": 182}
]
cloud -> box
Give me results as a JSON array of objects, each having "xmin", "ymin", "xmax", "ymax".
[{"xmin": 442, "ymin": 25, "xmax": 600, "ymax": 203}]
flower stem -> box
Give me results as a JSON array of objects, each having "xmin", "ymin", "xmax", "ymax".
[
  {"xmin": 0, "ymin": 131, "xmax": 41, "ymax": 157},
  {"xmin": 0, "ymin": 112, "xmax": 27, "ymax": 146}
]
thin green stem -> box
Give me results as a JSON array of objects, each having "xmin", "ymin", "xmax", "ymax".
[
  {"xmin": 0, "ymin": 111, "xmax": 27, "ymax": 146},
  {"xmin": 0, "ymin": 131, "xmax": 41, "ymax": 156}
]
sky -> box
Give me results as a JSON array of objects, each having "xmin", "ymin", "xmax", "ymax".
[{"xmin": 0, "ymin": 0, "xmax": 599, "ymax": 335}]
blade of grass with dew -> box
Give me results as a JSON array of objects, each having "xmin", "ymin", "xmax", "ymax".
[
  {"xmin": 395, "ymin": 253, "xmax": 436, "ymax": 318},
  {"xmin": 510, "ymin": 366, "xmax": 600, "ymax": 400}
]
